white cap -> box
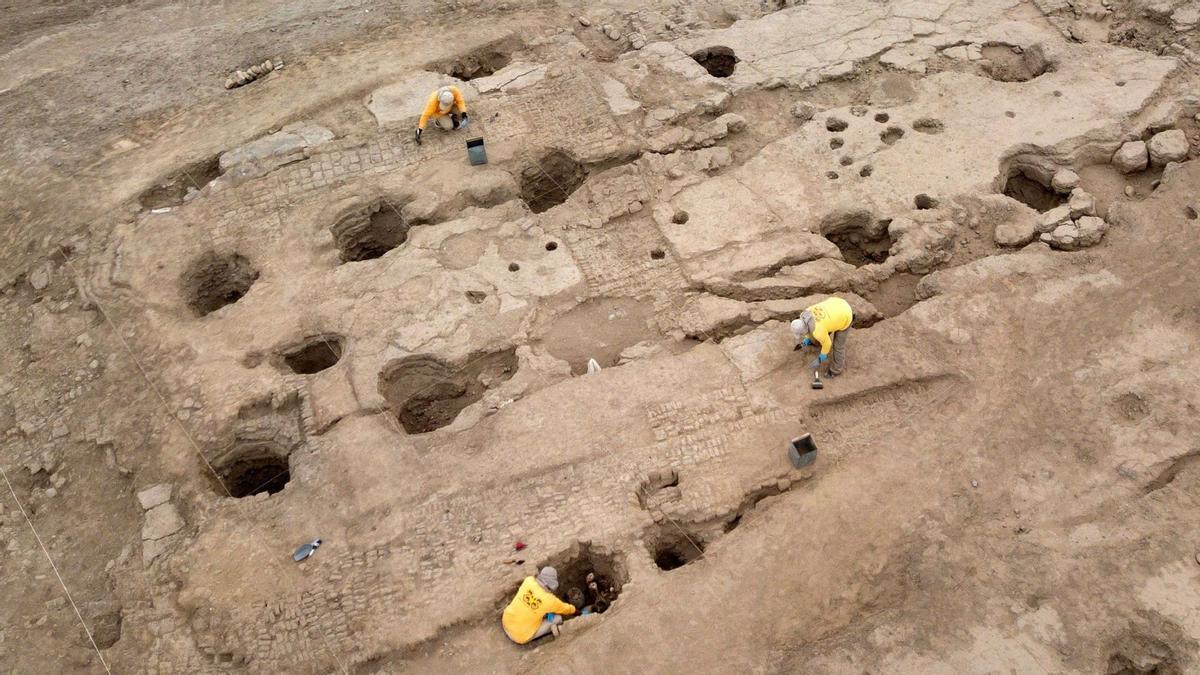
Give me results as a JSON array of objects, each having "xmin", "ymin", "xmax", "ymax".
[{"xmin": 438, "ymin": 88, "xmax": 454, "ymax": 107}]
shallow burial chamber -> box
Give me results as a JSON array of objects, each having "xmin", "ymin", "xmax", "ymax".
[
  {"xmin": 518, "ymin": 150, "xmax": 587, "ymax": 214},
  {"xmin": 536, "ymin": 542, "xmax": 626, "ymax": 617},
  {"xmin": 691, "ymin": 46, "xmax": 738, "ymax": 78},
  {"xmin": 378, "ymin": 349, "xmax": 518, "ymax": 434},
  {"xmin": 276, "ymin": 334, "xmax": 345, "ymax": 375},
  {"xmin": 1002, "ymin": 168, "xmax": 1066, "ymax": 212},
  {"xmin": 330, "ymin": 199, "xmax": 411, "ymax": 263},
  {"xmin": 821, "ymin": 210, "xmax": 894, "ymax": 266},
  {"xmin": 181, "ymin": 251, "xmax": 259, "ymax": 316}
]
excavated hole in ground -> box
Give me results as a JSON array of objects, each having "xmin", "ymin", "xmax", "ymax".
[
  {"xmin": 913, "ymin": 117, "xmax": 945, "ymax": 134},
  {"xmin": 914, "ymin": 193, "xmax": 939, "ymax": 210},
  {"xmin": 278, "ymin": 334, "xmax": 344, "ymax": 374},
  {"xmin": 428, "ymin": 48, "xmax": 512, "ymax": 80},
  {"xmin": 519, "ymin": 150, "xmax": 587, "ymax": 213},
  {"xmin": 646, "ymin": 525, "xmax": 707, "ymax": 571},
  {"xmin": 1003, "ymin": 170, "xmax": 1065, "ymax": 212},
  {"xmin": 378, "ymin": 349, "xmax": 518, "ymax": 434},
  {"xmin": 539, "ymin": 543, "xmax": 626, "ymax": 616},
  {"xmin": 139, "ymin": 155, "xmax": 220, "ymax": 209},
  {"xmin": 217, "ymin": 441, "xmax": 291, "ymax": 498},
  {"xmin": 537, "ymin": 297, "xmax": 657, "ymax": 374},
  {"xmin": 881, "ymin": 126, "xmax": 905, "ymax": 145},
  {"xmin": 981, "ymin": 43, "xmax": 1051, "ymax": 82},
  {"xmin": 181, "ymin": 251, "xmax": 259, "ymax": 317},
  {"xmin": 823, "ymin": 211, "xmax": 893, "ymax": 266},
  {"xmin": 691, "ymin": 46, "xmax": 737, "ymax": 77},
  {"xmin": 331, "ymin": 199, "xmax": 411, "ymax": 263},
  {"xmin": 864, "ymin": 272, "xmax": 922, "ymax": 318}
]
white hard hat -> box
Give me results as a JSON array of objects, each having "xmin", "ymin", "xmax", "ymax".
[{"xmin": 438, "ymin": 88, "xmax": 454, "ymax": 107}]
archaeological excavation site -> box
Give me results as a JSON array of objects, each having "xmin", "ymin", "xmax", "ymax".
[{"xmin": 4, "ymin": 0, "xmax": 1200, "ymax": 672}]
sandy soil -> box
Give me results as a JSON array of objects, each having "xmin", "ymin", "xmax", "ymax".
[{"xmin": 2, "ymin": 0, "xmax": 1200, "ymax": 673}]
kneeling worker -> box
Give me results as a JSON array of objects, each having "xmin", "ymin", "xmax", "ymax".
[
  {"xmin": 414, "ymin": 85, "xmax": 469, "ymax": 145},
  {"xmin": 502, "ymin": 566, "xmax": 577, "ymax": 644},
  {"xmin": 791, "ymin": 295, "xmax": 854, "ymax": 377}
]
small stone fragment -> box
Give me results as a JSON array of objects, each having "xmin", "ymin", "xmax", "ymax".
[
  {"xmin": 1050, "ymin": 168, "xmax": 1080, "ymax": 193},
  {"xmin": 136, "ymin": 484, "xmax": 172, "ymax": 511},
  {"xmin": 577, "ymin": 15, "xmax": 591, "ymax": 26},
  {"xmin": 791, "ymin": 102, "xmax": 817, "ymax": 122},
  {"xmin": 1068, "ymin": 188, "xmax": 1096, "ymax": 218}
]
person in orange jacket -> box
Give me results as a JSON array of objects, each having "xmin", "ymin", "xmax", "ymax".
[
  {"xmin": 502, "ymin": 566, "xmax": 577, "ymax": 644},
  {"xmin": 414, "ymin": 85, "xmax": 468, "ymax": 145},
  {"xmin": 791, "ymin": 295, "xmax": 854, "ymax": 377}
]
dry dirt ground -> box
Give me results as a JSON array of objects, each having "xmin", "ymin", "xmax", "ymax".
[{"xmin": 3, "ymin": 0, "xmax": 1200, "ymax": 672}]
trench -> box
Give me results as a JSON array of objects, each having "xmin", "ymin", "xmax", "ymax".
[{"xmin": 378, "ymin": 349, "xmax": 518, "ymax": 434}]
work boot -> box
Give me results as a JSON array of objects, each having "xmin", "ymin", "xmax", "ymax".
[
  {"xmin": 826, "ymin": 369, "xmax": 842, "ymax": 378},
  {"xmin": 551, "ymin": 623, "xmax": 561, "ymax": 638}
]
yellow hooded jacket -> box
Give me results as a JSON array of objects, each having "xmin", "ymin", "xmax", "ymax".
[
  {"xmin": 502, "ymin": 576, "xmax": 576, "ymax": 644},
  {"xmin": 417, "ymin": 86, "xmax": 467, "ymax": 129},
  {"xmin": 802, "ymin": 296, "xmax": 854, "ymax": 356}
]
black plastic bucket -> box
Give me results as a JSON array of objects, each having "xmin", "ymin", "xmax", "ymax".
[{"xmin": 788, "ymin": 434, "xmax": 817, "ymax": 468}]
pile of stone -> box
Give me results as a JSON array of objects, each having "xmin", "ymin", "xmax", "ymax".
[
  {"xmin": 1112, "ymin": 128, "xmax": 1190, "ymax": 173},
  {"xmin": 224, "ymin": 59, "xmax": 282, "ymax": 90},
  {"xmin": 1035, "ymin": 169, "xmax": 1107, "ymax": 250}
]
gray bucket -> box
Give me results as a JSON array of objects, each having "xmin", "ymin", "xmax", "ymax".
[
  {"xmin": 788, "ymin": 434, "xmax": 817, "ymax": 468},
  {"xmin": 466, "ymin": 137, "xmax": 487, "ymax": 165}
]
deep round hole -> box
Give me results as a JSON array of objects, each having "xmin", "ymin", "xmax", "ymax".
[
  {"xmin": 1116, "ymin": 80, "xmax": 1126, "ymax": 87},
  {"xmin": 914, "ymin": 193, "xmax": 939, "ymax": 210},
  {"xmin": 880, "ymin": 126, "xmax": 905, "ymax": 145},
  {"xmin": 874, "ymin": 112, "xmax": 890, "ymax": 123},
  {"xmin": 646, "ymin": 527, "xmax": 706, "ymax": 571},
  {"xmin": 519, "ymin": 150, "xmax": 587, "ymax": 213},
  {"xmin": 331, "ymin": 200, "xmax": 410, "ymax": 263},
  {"xmin": 650, "ymin": 248, "xmax": 666, "ymax": 260},
  {"xmin": 859, "ymin": 165, "xmax": 874, "ymax": 177},
  {"xmin": 1005, "ymin": 111, "xmax": 1016, "ymax": 118},
  {"xmin": 545, "ymin": 241, "xmax": 558, "ymax": 251},
  {"xmin": 219, "ymin": 443, "xmax": 291, "ymax": 498},
  {"xmin": 1185, "ymin": 206, "xmax": 1198, "ymax": 220},
  {"xmin": 690, "ymin": 46, "xmax": 737, "ymax": 77},
  {"xmin": 508, "ymin": 262, "xmax": 520, "ymax": 272},
  {"xmin": 823, "ymin": 210, "xmax": 893, "ymax": 266},
  {"xmin": 826, "ymin": 171, "xmax": 839, "ymax": 180},
  {"xmin": 278, "ymin": 335, "xmax": 344, "ymax": 375},
  {"xmin": 839, "ymin": 156, "xmax": 853, "ymax": 166},
  {"xmin": 826, "ymin": 117, "xmax": 849, "ymax": 132},
  {"xmin": 429, "ymin": 47, "xmax": 513, "ymax": 81},
  {"xmin": 829, "ymin": 137, "xmax": 844, "ymax": 149},
  {"xmin": 465, "ymin": 290, "xmax": 487, "ymax": 304},
  {"xmin": 181, "ymin": 251, "xmax": 259, "ymax": 317},
  {"xmin": 671, "ymin": 210, "xmax": 690, "ymax": 224}
]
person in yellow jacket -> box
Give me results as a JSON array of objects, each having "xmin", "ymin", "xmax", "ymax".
[
  {"xmin": 791, "ymin": 295, "xmax": 854, "ymax": 376},
  {"xmin": 414, "ymin": 85, "xmax": 468, "ymax": 145},
  {"xmin": 502, "ymin": 566, "xmax": 576, "ymax": 644}
]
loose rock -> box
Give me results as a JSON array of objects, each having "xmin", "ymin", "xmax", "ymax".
[
  {"xmin": 1068, "ymin": 188, "xmax": 1096, "ymax": 218},
  {"xmin": 1147, "ymin": 129, "xmax": 1189, "ymax": 166},
  {"xmin": 1112, "ymin": 140, "xmax": 1148, "ymax": 173},
  {"xmin": 1050, "ymin": 169, "xmax": 1080, "ymax": 193}
]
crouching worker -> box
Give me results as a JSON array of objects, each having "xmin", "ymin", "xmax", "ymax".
[
  {"xmin": 414, "ymin": 85, "xmax": 469, "ymax": 145},
  {"xmin": 791, "ymin": 295, "xmax": 854, "ymax": 377},
  {"xmin": 502, "ymin": 566, "xmax": 577, "ymax": 644}
]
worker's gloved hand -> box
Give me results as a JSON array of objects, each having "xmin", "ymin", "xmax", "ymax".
[
  {"xmin": 414, "ymin": 128, "xmax": 423, "ymax": 145},
  {"xmin": 818, "ymin": 353, "xmax": 828, "ymax": 363},
  {"xmin": 459, "ymin": 113, "xmax": 470, "ymax": 129},
  {"xmin": 808, "ymin": 354, "xmax": 827, "ymax": 369}
]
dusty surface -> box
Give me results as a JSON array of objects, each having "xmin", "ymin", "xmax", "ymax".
[{"xmin": 2, "ymin": 0, "xmax": 1200, "ymax": 672}]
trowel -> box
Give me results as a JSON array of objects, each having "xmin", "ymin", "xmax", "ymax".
[{"xmin": 811, "ymin": 369, "xmax": 824, "ymax": 390}]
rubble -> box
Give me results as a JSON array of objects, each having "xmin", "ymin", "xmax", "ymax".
[
  {"xmin": 1112, "ymin": 140, "xmax": 1149, "ymax": 173},
  {"xmin": 1147, "ymin": 129, "xmax": 1189, "ymax": 166}
]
